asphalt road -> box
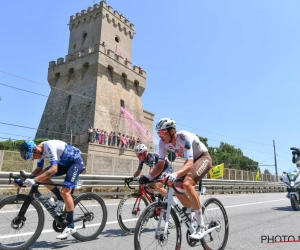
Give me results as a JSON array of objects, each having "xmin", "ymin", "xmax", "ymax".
[{"xmin": 1, "ymin": 193, "xmax": 300, "ymax": 250}]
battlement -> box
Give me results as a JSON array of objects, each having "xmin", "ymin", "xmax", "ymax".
[
  {"xmin": 48, "ymin": 43, "xmax": 146, "ymax": 84},
  {"xmin": 69, "ymin": 1, "xmax": 134, "ymax": 38}
]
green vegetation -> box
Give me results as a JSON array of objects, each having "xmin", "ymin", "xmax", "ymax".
[
  {"xmin": 0, "ymin": 138, "xmax": 50, "ymax": 172},
  {"xmin": 198, "ymin": 136, "xmax": 259, "ymax": 172}
]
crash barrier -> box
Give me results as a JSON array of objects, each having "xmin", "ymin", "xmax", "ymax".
[{"xmin": 0, "ymin": 172, "xmax": 285, "ymax": 198}]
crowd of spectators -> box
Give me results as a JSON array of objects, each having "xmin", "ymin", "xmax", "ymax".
[{"xmin": 88, "ymin": 127, "xmax": 141, "ymax": 149}]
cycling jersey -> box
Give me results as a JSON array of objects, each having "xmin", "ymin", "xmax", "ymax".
[
  {"xmin": 37, "ymin": 140, "xmax": 81, "ymax": 168},
  {"xmin": 138, "ymin": 152, "xmax": 172, "ymax": 173},
  {"xmin": 158, "ymin": 130, "xmax": 208, "ymax": 161}
]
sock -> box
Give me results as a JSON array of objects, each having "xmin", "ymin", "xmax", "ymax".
[
  {"xmin": 186, "ymin": 207, "xmax": 193, "ymax": 214},
  {"xmin": 194, "ymin": 209, "xmax": 204, "ymax": 227},
  {"xmin": 66, "ymin": 211, "xmax": 74, "ymax": 228},
  {"xmin": 51, "ymin": 187, "xmax": 63, "ymax": 201}
]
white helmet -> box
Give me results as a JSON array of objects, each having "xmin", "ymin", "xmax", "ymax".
[
  {"xmin": 155, "ymin": 118, "xmax": 176, "ymax": 131},
  {"xmin": 135, "ymin": 144, "xmax": 147, "ymax": 154}
]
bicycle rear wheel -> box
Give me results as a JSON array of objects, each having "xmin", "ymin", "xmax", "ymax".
[
  {"xmin": 200, "ymin": 198, "xmax": 229, "ymax": 250},
  {"xmin": 0, "ymin": 194, "xmax": 44, "ymax": 250},
  {"xmin": 117, "ymin": 193, "xmax": 149, "ymax": 234},
  {"xmin": 71, "ymin": 192, "xmax": 107, "ymax": 241},
  {"xmin": 134, "ymin": 201, "xmax": 181, "ymax": 250}
]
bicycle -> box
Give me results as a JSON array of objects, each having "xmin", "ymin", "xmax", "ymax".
[
  {"xmin": 0, "ymin": 170, "xmax": 108, "ymax": 250},
  {"xmin": 134, "ymin": 178, "xmax": 229, "ymax": 250},
  {"xmin": 117, "ymin": 177, "xmax": 163, "ymax": 234}
]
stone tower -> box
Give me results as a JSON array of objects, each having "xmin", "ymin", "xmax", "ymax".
[{"xmin": 36, "ymin": 1, "xmax": 154, "ymax": 145}]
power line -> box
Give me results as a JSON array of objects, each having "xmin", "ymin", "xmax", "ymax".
[
  {"xmin": 0, "ymin": 82, "xmax": 48, "ymax": 97},
  {"xmin": 0, "ymin": 132, "xmax": 31, "ymax": 138},
  {"xmin": 0, "ymin": 69, "xmax": 282, "ymax": 151}
]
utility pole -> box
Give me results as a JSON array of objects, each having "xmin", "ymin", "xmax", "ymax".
[{"xmin": 273, "ymin": 140, "xmax": 278, "ymax": 181}]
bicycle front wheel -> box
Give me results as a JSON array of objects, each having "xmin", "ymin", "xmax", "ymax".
[
  {"xmin": 0, "ymin": 194, "xmax": 45, "ymax": 250},
  {"xmin": 201, "ymin": 198, "xmax": 229, "ymax": 250},
  {"xmin": 134, "ymin": 201, "xmax": 181, "ymax": 250},
  {"xmin": 71, "ymin": 192, "xmax": 107, "ymax": 241},
  {"xmin": 117, "ymin": 193, "xmax": 149, "ymax": 234}
]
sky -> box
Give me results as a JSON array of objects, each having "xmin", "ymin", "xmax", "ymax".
[{"xmin": 1, "ymin": 0, "xmax": 300, "ymax": 175}]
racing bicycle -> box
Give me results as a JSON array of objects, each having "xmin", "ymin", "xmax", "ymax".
[
  {"xmin": 117, "ymin": 177, "xmax": 163, "ymax": 234},
  {"xmin": 0, "ymin": 170, "xmax": 107, "ymax": 250},
  {"xmin": 134, "ymin": 178, "xmax": 229, "ymax": 250}
]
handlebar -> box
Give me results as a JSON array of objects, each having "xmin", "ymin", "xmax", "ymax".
[
  {"xmin": 124, "ymin": 177, "xmax": 137, "ymax": 189},
  {"xmin": 9, "ymin": 170, "xmax": 35, "ymax": 187}
]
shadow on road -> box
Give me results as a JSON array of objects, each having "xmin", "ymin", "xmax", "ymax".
[{"xmin": 272, "ymin": 206, "xmax": 294, "ymax": 212}]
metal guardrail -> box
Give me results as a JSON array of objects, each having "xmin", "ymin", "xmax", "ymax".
[{"xmin": 0, "ymin": 172, "xmax": 286, "ymax": 195}]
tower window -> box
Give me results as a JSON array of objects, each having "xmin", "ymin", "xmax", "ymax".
[
  {"xmin": 120, "ymin": 99, "xmax": 125, "ymax": 108},
  {"xmin": 83, "ymin": 33, "xmax": 87, "ymax": 40},
  {"xmin": 115, "ymin": 36, "xmax": 120, "ymax": 43},
  {"xmin": 73, "ymin": 44, "xmax": 76, "ymax": 50},
  {"xmin": 66, "ymin": 95, "xmax": 72, "ymax": 110}
]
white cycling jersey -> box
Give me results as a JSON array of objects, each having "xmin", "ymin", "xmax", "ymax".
[
  {"xmin": 37, "ymin": 140, "xmax": 81, "ymax": 167},
  {"xmin": 158, "ymin": 130, "xmax": 208, "ymax": 161}
]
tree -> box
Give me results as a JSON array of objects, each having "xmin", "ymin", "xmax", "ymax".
[
  {"xmin": 264, "ymin": 169, "xmax": 271, "ymax": 175},
  {"xmin": 196, "ymin": 136, "xmax": 258, "ymax": 171},
  {"xmin": 0, "ymin": 138, "xmax": 50, "ymax": 151}
]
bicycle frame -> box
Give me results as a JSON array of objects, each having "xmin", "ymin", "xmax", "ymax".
[{"xmin": 157, "ymin": 184, "xmax": 221, "ymax": 240}]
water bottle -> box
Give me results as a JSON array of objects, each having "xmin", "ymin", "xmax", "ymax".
[{"xmin": 48, "ymin": 197, "xmax": 56, "ymax": 207}]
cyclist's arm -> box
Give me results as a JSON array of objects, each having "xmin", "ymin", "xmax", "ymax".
[
  {"xmin": 35, "ymin": 164, "xmax": 58, "ymax": 182},
  {"xmin": 147, "ymin": 161, "xmax": 165, "ymax": 179},
  {"xmin": 133, "ymin": 169, "xmax": 141, "ymax": 178},
  {"xmin": 31, "ymin": 167, "xmax": 43, "ymax": 177},
  {"xmin": 176, "ymin": 159, "xmax": 194, "ymax": 177}
]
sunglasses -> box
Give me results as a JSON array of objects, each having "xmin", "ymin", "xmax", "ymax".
[
  {"xmin": 157, "ymin": 129, "xmax": 168, "ymax": 136},
  {"xmin": 136, "ymin": 153, "xmax": 144, "ymax": 157}
]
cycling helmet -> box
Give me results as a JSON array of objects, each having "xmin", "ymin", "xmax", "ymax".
[
  {"xmin": 155, "ymin": 118, "xmax": 176, "ymax": 131},
  {"xmin": 135, "ymin": 144, "xmax": 147, "ymax": 154},
  {"xmin": 20, "ymin": 140, "xmax": 36, "ymax": 160}
]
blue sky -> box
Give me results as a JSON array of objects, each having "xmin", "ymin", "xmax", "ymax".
[{"xmin": 0, "ymin": 0, "xmax": 299, "ymax": 175}]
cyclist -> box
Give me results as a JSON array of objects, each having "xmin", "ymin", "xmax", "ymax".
[
  {"xmin": 128, "ymin": 144, "xmax": 172, "ymax": 200},
  {"xmin": 18, "ymin": 139, "xmax": 85, "ymax": 239},
  {"xmin": 139, "ymin": 118, "xmax": 212, "ymax": 240}
]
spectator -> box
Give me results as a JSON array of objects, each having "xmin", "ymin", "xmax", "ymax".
[
  {"xmin": 130, "ymin": 136, "xmax": 136, "ymax": 149},
  {"xmin": 88, "ymin": 126, "xmax": 93, "ymax": 143},
  {"xmin": 136, "ymin": 138, "xmax": 141, "ymax": 145},
  {"xmin": 117, "ymin": 132, "xmax": 121, "ymax": 147},
  {"xmin": 126, "ymin": 135, "xmax": 130, "ymax": 148},
  {"xmin": 108, "ymin": 132, "xmax": 112, "ymax": 146},
  {"xmin": 121, "ymin": 134, "xmax": 126, "ymax": 148},
  {"xmin": 104, "ymin": 131, "xmax": 108, "ymax": 146},
  {"xmin": 95, "ymin": 128, "xmax": 100, "ymax": 143},
  {"xmin": 112, "ymin": 132, "xmax": 116, "ymax": 146},
  {"xmin": 99, "ymin": 130, "xmax": 104, "ymax": 144}
]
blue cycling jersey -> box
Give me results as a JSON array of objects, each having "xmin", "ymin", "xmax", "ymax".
[{"xmin": 37, "ymin": 140, "xmax": 81, "ymax": 168}]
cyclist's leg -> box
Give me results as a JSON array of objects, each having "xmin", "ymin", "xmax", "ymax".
[
  {"xmin": 146, "ymin": 184, "xmax": 156, "ymax": 202},
  {"xmin": 39, "ymin": 165, "xmax": 64, "ymax": 200},
  {"xmin": 153, "ymin": 161, "xmax": 173, "ymax": 198},
  {"xmin": 57, "ymin": 157, "xmax": 84, "ymax": 239},
  {"xmin": 185, "ymin": 154, "xmax": 212, "ymax": 210},
  {"xmin": 187, "ymin": 154, "xmax": 212, "ymax": 240}
]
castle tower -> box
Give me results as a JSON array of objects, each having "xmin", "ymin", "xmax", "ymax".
[{"xmin": 36, "ymin": 1, "xmax": 154, "ymax": 145}]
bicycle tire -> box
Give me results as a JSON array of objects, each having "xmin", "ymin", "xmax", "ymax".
[
  {"xmin": 117, "ymin": 192, "xmax": 149, "ymax": 234},
  {"xmin": 134, "ymin": 201, "xmax": 182, "ymax": 250},
  {"xmin": 0, "ymin": 194, "xmax": 45, "ymax": 250},
  {"xmin": 200, "ymin": 198, "xmax": 229, "ymax": 250},
  {"xmin": 71, "ymin": 192, "xmax": 107, "ymax": 241}
]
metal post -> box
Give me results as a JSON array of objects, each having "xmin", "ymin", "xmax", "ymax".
[
  {"xmin": 70, "ymin": 130, "xmax": 72, "ymax": 145},
  {"xmin": 273, "ymin": 140, "xmax": 278, "ymax": 181}
]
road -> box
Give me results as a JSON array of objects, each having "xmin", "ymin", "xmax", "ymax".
[{"xmin": 1, "ymin": 193, "xmax": 300, "ymax": 250}]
